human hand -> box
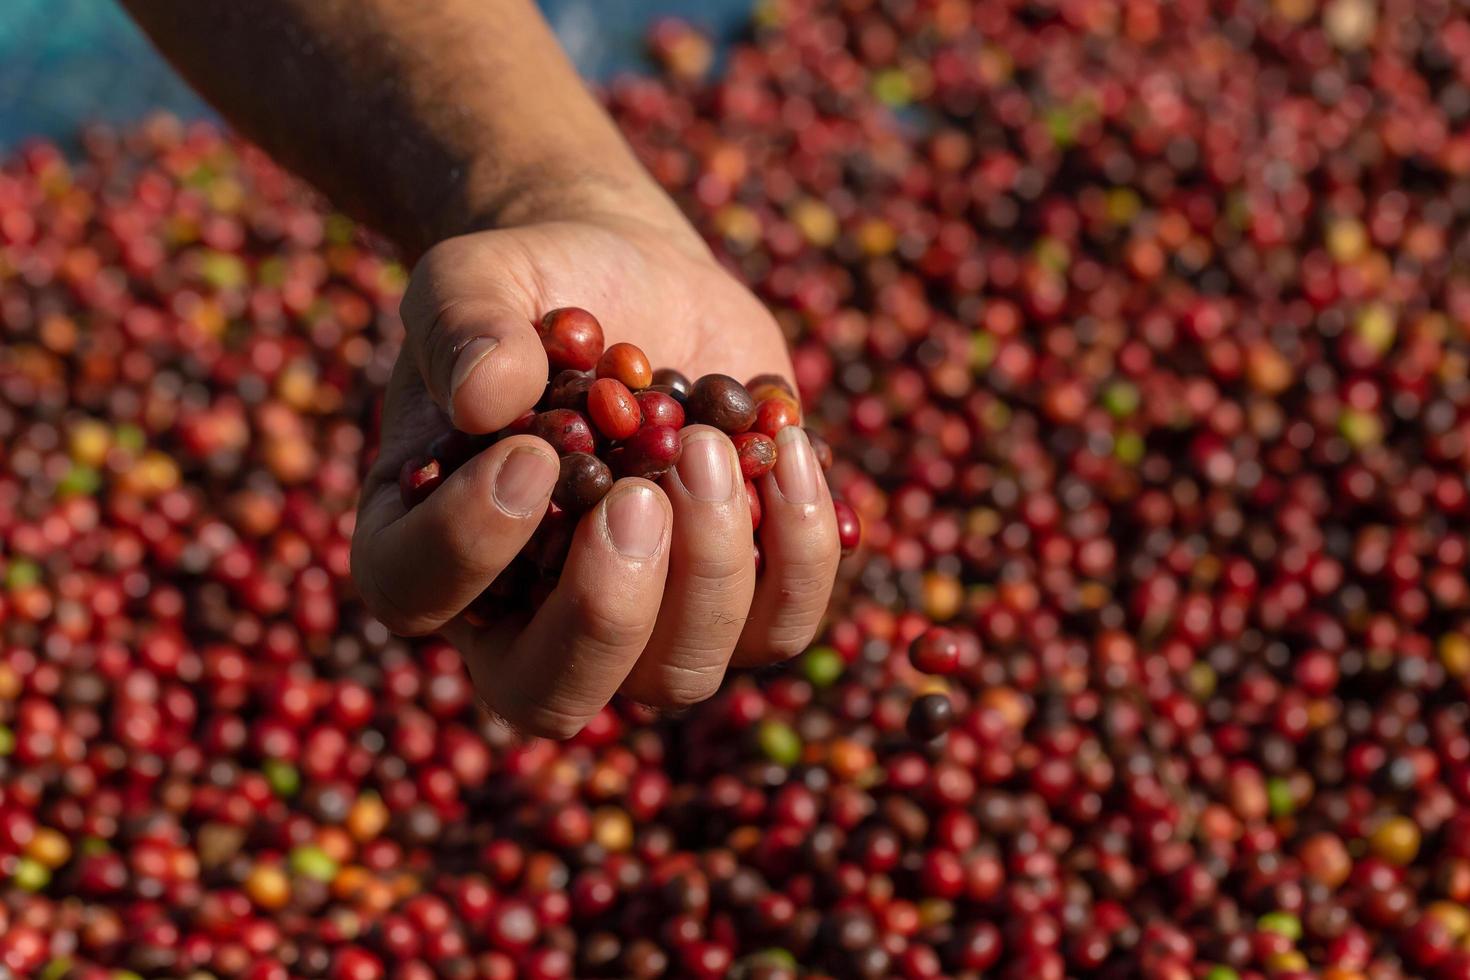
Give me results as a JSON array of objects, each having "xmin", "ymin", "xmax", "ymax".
[{"xmin": 350, "ymin": 182, "xmax": 842, "ymax": 738}]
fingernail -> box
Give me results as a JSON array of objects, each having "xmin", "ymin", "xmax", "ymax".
[
  {"xmin": 606, "ymin": 485, "xmax": 664, "ymax": 558},
  {"xmin": 773, "ymin": 426, "xmax": 818, "ymax": 503},
  {"xmin": 675, "ymin": 431, "xmax": 734, "ymax": 502},
  {"xmin": 448, "ymin": 336, "xmax": 499, "ymax": 424},
  {"xmin": 493, "ymin": 447, "xmax": 557, "ymax": 515}
]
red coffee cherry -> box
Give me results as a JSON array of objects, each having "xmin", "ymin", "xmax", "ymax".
[
  {"xmin": 610, "ymin": 425, "xmax": 683, "ymax": 480},
  {"xmin": 636, "ymin": 390, "xmax": 686, "ymax": 430},
  {"xmin": 752, "ymin": 397, "xmax": 801, "ymax": 438},
  {"xmin": 908, "ymin": 627, "xmax": 961, "ymax": 675},
  {"xmin": 687, "ymin": 374, "xmax": 757, "ymax": 434},
  {"xmin": 587, "ymin": 378, "xmax": 642, "ymax": 440},
  {"xmin": 596, "ymin": 343, "xmax": 654, "ymax": 391},
  {"xmin": 537, "ymin": 307, "xmax": 605, "ymax": 371},
  {"xmin": 732, "ymin": 432, "xmax": 778, "ymax": 480},
  {"xmin": 529, "ymin": 409, "xmax": 596, "ymax": 456},
  {"xmin": 833, "ymin": 500, "xmax": 861, "ymax": 556},
  {"xmin": 553, "ymin": 453, "xmax": 614, "ymax": 513},
  {"xmin": 399, "ymin": 456, "xmax": 443, "ymax": 509}
]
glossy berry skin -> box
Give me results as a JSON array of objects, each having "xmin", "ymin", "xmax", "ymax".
[
  {"xmin": 636, "ymin": 390, "xmax": 685, "ymax": 430},
  {"xmin": 537, "ymin": 308, "xmax": 605, "ymax": 371},
  {"xmin": 833, "ymin": 500, "xmax": 861, "ymax": 555},
  {"xmin": 907, "ymin": 694, "xmax": 955, "ymax": 741},
  {"xmin": 745, "ymin": 373, "xmax": 795, "ymax": 398},
  {"xmin": 553, "ymin": 454, "xmax": 614, "ymax": 513},
  {"xmin": 746, "ymin": 480, "xmax": 762, "ymax": 531},
  {"xmin": 731, "ymin": 432, "xmax": 778, "ymax": 480},
  {"xmin": 610, "ymin": 425, "xmax": 682, "ymax": 480},
  {"xmin": 752, "ymin": 397, "xmax": 801, "ymax": 438},
  {"xmin": 529, "ymin": 410, "xmax": 596, "ymax": 456},
  {"xmin": 747, "ymin": 384, "xmax": 795, "ymax": 408},
  {"xmin": 596, "ymin": 343, "xmax": 654, "ymax": 391},
  {"xmin": 546, "ymin": 369, "xmax": 595, "ymax": 411},
  {"xmin": 587, "ymin": 379, "xmax": 643, "ymax": 440},
  {"xmin": 505, "ymin": 410, "xmax": 537, "ymax": 434},
  {"xmin": 909, "ymin": 628, "xmax": 961, "ymax": 675},
  {"xmin": 399, "ymin": 456, "xmax": 443, "ymax": 509},
  {"xmin": 330, "ymin": 947, "xmax": 385, "ymax": 980},
  {"xmin": 686, "ymin": 374, "xmax": 757, "ymax": 434},
  {"xmin": 650, "ymin": 368, "xmax": 692, "ymax": 397}
]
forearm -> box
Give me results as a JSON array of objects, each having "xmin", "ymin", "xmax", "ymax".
[{"xmin": 121, "ymin": 0, "xmax": 660, "ymax": 256}]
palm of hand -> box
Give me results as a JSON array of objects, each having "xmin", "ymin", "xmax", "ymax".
[
  {"xmin": 376, "ymin": 213, "xmax": 797, "ymax": 483},
  {"xmin": 463, "ymin": 215, "xmax": 792, "ymax": 389},
  {"xmin": 352, "ymin": 213, "xmax": 838, "ymax": 739}
]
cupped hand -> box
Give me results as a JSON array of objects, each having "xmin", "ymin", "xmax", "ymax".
[{"xmin": 350, "ymin": 197, "xmax": 841, "ymax": 738}]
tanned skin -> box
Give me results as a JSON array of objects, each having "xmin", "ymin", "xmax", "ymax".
[{"xmin": 122, "ymin": 0, "xmax": 841, "ymax": 737}]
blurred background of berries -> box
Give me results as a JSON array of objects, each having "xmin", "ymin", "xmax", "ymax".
[{"xmin": 6, "ymin": 0, "xmax": 1470, "ymax": 977}]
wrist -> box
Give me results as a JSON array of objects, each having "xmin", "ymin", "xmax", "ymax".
[
  {"xmin": 471, "ymin": 159, "xmax": 670, "ymax": 230},
  {"xmin": 416, "ymin": 143, "xmax": 701, "ymax": 259}
]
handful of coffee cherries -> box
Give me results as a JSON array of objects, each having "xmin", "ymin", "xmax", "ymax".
[{"xmin": 397, "ymin": 307, "xmax": 860, "ymax": 619}]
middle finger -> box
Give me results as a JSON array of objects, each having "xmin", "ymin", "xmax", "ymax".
[{"xmin": 620, "ymin": 426, "xmax": 756, "ymax": 707}]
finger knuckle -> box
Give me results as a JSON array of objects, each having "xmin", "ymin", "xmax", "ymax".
[
  {"xmin": 490, "ymin": 683, "xmax": 605, "ymax": 740},
  {"xmin": 761, "ymin": 623, "xmax": 820, "ymax": 662},
  {"xmin": 409, "ymin": 237, "xmax": 470, "ymax": 282},
  {"xmin": 569, "ymin": 594, "xmax": 653, "ymax": 653},
  {"xmin": 648, "ymin": 662, "xmax": 726, "ymax": 708},
  {"xmin": 413, "ymin": 502, "xmax": 504, "ymax": 583},
  {"xmin": 773, "ymin": 558, "xmax": 839, "ymax": 607},
  {"xmin": 684, "ymin": 553, "xmax": 754, "ymax": 591},
  {"xmin": 745, "ymin": 558, "xmax": 837, "ymax": 663},
  {"xmin": 515, "ymin": 706, "xmax": 589, "ymax": 741},
  {"xmin": 485, "ymin": 698, "xmax": 557, "ymax": 741},
  {"xmin": 363, "ymin": 596, "xmax": 435, "ymax": 637},
  {"xmin": 362, "ymin": 596, "xmax": 432, "ymax": 637}
]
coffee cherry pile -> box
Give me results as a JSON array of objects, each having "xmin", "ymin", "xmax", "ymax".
[
  {"xmin": 397, "ymin": 305, "xmax": 859, "ymax": 615},
  {"xmin": 4, "ymin": 0, "xmax": 1470, "ymax": 977}
]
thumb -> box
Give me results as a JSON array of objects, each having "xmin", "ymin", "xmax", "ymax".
[{"xmin": 399, "ymin": 235, "xmax": 549, "ymax": 434}]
